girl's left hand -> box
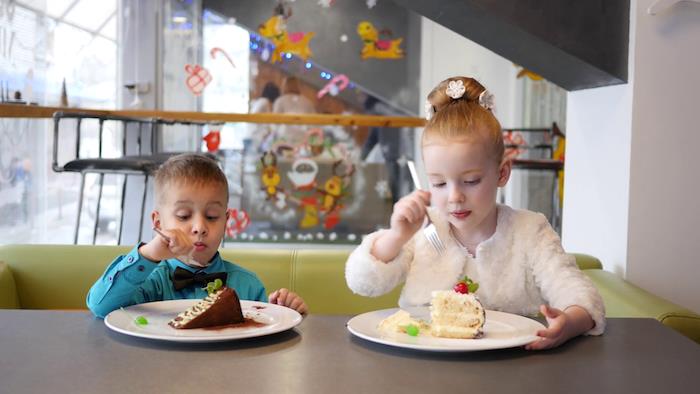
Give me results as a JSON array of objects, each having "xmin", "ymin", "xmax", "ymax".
[
  {"xmin": 525, "ymin": 305, "xmax": 569, "ymax": 350},
  {"xmin": 268, "ymin": 288, "xmax": 308, "ymax": 315}
]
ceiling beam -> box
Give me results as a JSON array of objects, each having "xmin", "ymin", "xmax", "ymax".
[{"xmin": 393, "ymin": 0, "xmax": 629, "ymax": 91}]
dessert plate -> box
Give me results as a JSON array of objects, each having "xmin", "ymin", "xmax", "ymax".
[
  {"xmin": 105, "ymin": 300, "xmax": 302, "ymax": 343},
  {"xmin": 347, "ymin": 307, "xmax": 545, "ymax": 352}
]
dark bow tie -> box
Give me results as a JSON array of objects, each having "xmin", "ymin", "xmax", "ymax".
[{"xmin": 171, "ymin": 267, "xmax": 228, "ymax": 291}]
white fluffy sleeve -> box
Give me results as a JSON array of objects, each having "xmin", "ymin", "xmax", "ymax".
[
  {"xmin": 345, "ymin": 230, "xmax": 413, "ymax": 297},
  {"xmin": 529, "ymin": 214, "xmax": 606, "ymax": 336}
]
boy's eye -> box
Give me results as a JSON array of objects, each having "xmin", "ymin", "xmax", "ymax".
[
  {"xmin": 464, "ymin": 179, "xmax": 481, "ymax": 185},
  {"xmin": 206, "ymin": 216, "xmax": 220, "ymax": 221},
  {"xmin": 175, "ymin": 214, "xmax": 190, "ymax": 221},
  {"xmin": 431, "ymin": 182, "xmax": 446, "ymax": 188}
]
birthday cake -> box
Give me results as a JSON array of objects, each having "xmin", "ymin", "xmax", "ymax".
[{"xmin": 168, "ymin": 286, "xmax": 244, "ymax": 329}]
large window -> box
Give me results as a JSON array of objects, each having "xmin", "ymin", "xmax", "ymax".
[{"xmin": 0, "ymin": 0, "xmax": 119, "ymax": 244}]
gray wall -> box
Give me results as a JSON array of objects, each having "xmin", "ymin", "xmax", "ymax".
[{"xmin": 204, "ymin": 0, "xmax": 421, "ymax": 113}]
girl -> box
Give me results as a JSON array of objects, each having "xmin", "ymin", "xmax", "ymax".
[{"xmin": 345, "ymin": 76, "xmax": 604, "ymax": 350}]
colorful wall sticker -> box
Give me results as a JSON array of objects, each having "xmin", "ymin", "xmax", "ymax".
[
  {"xmin": 303, "ymin": 128, "xmax": 326, "ymax": 156},
  {"xmin": 502, "ymin": 130, "xmax": 525, "ymax": 160},
  {"xmin": 299, "ymin": 196, "xmax": 320, "ymax": 229},
  {"xmin": 260, "ymin": 151, "xmax": 282, "ymax": 200},
  {"xmin": 317, "ymin": 74, "xmax": 349, "ymax": 99},
  {"xmin": 202, "ymin": 130, "xmax": 221, "ymax": 152},
  {"xmin": 516, "ymin": 65, "xmax": 544, "ymax": 81},
  {"xmin": 210, "ymin": 47, "xmax": 236, "ymax": 68},
  {"xmin": 185, "ymin": 64, "xmax": 212, "ymax": 96},
  {"xmin": 258, "ymin": 15, "xmax": 315, "ymax": 63},
  {"xmin": 287, "ymin": 158, "xmax": 319, "ymax": 190},
  {"xmin": 356, "ymin": 21, "xmax": 404, "ymax": 60},
  {"xmin": 226, "ymin": 209, "xmax": 251, "ymax": 238}
]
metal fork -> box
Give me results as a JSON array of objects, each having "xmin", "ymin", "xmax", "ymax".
[
  {"xmin": 152, "ymin": 227, "xmax": 206, "ymax": 267},
  {"xmin": 406, "ymin": 161, "xmax": 446, "ymax": 254}
]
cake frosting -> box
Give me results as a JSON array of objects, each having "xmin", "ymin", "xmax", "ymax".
[
  {"xmin": 429, "ymin": 290, "xmax": 485, "ymax": 338},
  {"xmin": 168, "ymin": 287, "xmax": 244, "ymax": 329},
  {"xmin": 378, "ymin": 309, "xmax": 430, "ymax": 335}
]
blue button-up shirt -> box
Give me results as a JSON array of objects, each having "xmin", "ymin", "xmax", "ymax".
[{"xmin": 87, "ymin": 245, "xmax": 266, "ymax": 318}]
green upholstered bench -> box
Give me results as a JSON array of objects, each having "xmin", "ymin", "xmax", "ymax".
[{"xmin": 1, "ymin": 244, "xmax": 698, "ymax": 344}]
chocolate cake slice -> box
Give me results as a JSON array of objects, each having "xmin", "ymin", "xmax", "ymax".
[{"xmin": 169, "ymin": 287, "xmax": 244, "ymax": 329}]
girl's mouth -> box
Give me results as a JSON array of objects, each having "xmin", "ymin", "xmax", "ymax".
[{"xmin": 450, "ymin": 210, "xmax": 472, "ymax": 219}]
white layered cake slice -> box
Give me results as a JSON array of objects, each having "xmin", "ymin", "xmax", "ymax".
[{"xmin": 429, "ymin": 290, "xmax": 485, "ymax": 339}]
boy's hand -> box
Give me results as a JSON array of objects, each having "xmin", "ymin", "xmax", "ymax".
[
  {"xmin": 389, "ymin": 190, "xmax": 431, "ymax": 240},
  {"xmin": 139, "ymin": 228, "xmax": 193, "ymax": 263},
  {"xmin": 268, "ymin": 288, "xmax": 308, "ymax": 315}
]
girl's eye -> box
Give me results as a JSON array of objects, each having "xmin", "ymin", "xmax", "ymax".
[
  {"xmin": 206, "ymin": 216, "xmax": 220, "ymax": 221},
  {"xmin": 176, "ymin": 214, "xmax": 190, "ymax": 221},
  {"xmin": 464, "ymin": 179, "xmax": 481, "ymax": 185},
  {"xmin": 431, "ymin": 182, "xmax": 446, "ymax": 188}
]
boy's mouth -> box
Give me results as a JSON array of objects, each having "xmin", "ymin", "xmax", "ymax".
[
  {"xmin": 450, "ymin": 210, "xmax": 472, "ymax": 219},
  {"xmin": 193, "ymin": 241, "xmax": 207, "ymax": 252}
]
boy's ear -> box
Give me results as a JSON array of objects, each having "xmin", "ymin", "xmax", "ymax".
[
  {"xmin": 225, "ymin": 208, "xmax": 232, "ymax": 220},
  {"xmin": 151, "ymin": 210, "xmax": 161, "ymax": 229},
  {"xmin": 497, "ymin": 159, "xmax": 512, "ymax": 187}
]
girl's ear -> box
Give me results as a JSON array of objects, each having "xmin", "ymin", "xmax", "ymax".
[
  {"xmin": 497, "ymin": 159, "xmax": 512, "ymax": 187},
  {"xmin": 225, "ymin": 208, "xmax": 232, "ymax": 220}
]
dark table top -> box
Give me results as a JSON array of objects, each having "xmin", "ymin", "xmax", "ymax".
[{"xmin": 0, "ymin": 310, "xmax": 698, "ymax": 394}]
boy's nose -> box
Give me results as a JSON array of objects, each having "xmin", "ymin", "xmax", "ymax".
[
  {"xmin": 191, "ymin": 219, "xmax": 208, "ymax": 236},
  {"xmin": 192, "ymin": 226, "xmax": 208, "ymax": 236}
]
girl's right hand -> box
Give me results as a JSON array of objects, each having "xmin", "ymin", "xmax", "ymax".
[{"xmin": 389, "ymin": 190, "xmax": 431, "ymax": 240}]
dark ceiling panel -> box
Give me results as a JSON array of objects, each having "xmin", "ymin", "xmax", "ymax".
[{"xmin": 392, "ymin": 0, "xmax": 629, "ymax": 91}]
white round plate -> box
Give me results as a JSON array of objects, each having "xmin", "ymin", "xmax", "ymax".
[
  {"xmin": 105, "ymin": 300, "xmax": 302, "ymax": 343},
  {"xmin": 347, "ymin": 307, "xmax": 545, "ymax": 352}
]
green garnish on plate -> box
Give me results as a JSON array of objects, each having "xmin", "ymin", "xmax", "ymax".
[{"xmin": 203, "ymin": 278, "xmax": 223, "ymax": 295}]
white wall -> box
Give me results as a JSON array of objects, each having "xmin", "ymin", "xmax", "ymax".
[
  {"xmin": 562, "ymin": 85, "xmax": 632, "ymax": 276},
  {"xmin": 626, "ymin": 0, "xmax": 700, "ymax": 313},
  {"xmin": 564, "ymin": 0, "xmax": 700, "ymax": 313}
]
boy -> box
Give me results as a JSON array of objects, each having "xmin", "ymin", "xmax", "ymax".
[{"xmin": 87, "ymin": 153, "xmax": 307, "ymax": 318}]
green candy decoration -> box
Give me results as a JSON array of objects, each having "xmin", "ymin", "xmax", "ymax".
[
  {"xmin": 204, "ymin": 279, "xmax": 224, "ymax": 295},
  {"xmin": 405, "ymin": 324, "xmax": 420, "ymax": 337},
  {"xmin": 135, "ymin": 316, "xmax": 148, "ymax": 325}
]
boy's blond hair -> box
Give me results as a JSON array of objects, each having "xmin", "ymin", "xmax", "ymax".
[
  {"xmin": 153, "ymin": 153, "xmax": 228, "ymax": 207},
  {"xmin": 423, "ymin": 76, "xmax": 504, "ymax": 164}
]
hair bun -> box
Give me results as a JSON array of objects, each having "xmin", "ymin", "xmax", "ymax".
[{"xmin": 426, "ymin": 77, "xmax": 486, "ymax": 114}]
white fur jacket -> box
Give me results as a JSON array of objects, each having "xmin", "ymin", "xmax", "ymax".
[{"xmin": 345, "ymin": 204, "xmax": 605, "ymax": 335}]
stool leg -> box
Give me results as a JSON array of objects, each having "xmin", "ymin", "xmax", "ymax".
[
  {"xmin": 92, "ymin": 173, "xmax": 105, "ymax": 244},
  {"xmin": 75, "ymin": 173, "xmax": 86, "ymax": 244},
  {"xmin": 118, "ymin": 174, "xmax": 127, "ymax": 244},
  {"xmin": 138, "ymin": 174, "xmax": 148, "ymax": 242}
]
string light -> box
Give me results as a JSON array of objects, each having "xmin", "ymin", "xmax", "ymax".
[{"xmin": 247, "ymin": 33, "xmax": 356, "ymax": 91}]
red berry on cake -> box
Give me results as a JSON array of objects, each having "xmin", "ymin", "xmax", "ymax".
[
  {"xmin": 454, "ymin": 276, "xmax": 479, "ymax": 294},
  {"xmin": 453, "ymin": 282, "xmax": 469, "ymax": 294}
]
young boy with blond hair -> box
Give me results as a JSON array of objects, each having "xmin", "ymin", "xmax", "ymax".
[{"xmin": 87, "ymin": 153, "xmax": 306, "ymax": 318}]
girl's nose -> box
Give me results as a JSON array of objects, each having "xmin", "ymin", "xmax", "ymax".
[{"xmin": 448, "ymin": 185, "xmax": 465, "ymax": 203}]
